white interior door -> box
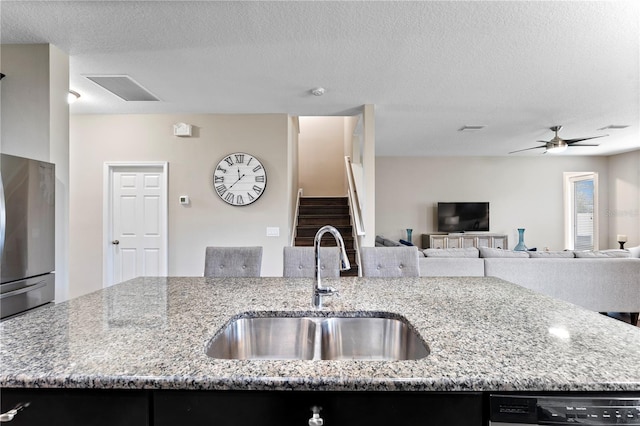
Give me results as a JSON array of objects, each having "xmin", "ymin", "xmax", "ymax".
[{"xmin": 104, "ymin": 162, "xmax": 168, "ymax": 287}]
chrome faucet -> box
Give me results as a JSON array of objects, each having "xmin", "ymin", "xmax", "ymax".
[{"xmin": 313, "ymin": 225, "xmax": 351, "ymax": 308}]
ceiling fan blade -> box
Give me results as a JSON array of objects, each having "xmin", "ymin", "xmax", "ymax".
[
  {"xmin": 509, "ymin": 145, "xmax": 546, "ymax": 154},
  {"xmin": 564, "ymin": 135, "xmax": 608, "ymax": 144},
  {"xmin": 567, "ymin": 143, "xmax": 600, "ymax": 147}
]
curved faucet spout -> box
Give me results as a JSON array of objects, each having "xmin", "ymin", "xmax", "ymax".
[{"xmin": 313, "ymin": 225, "xmax": 351, "ymax": 308}]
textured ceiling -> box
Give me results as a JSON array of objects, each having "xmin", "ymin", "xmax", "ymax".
[{"xmin": 2, "ymin": 1, "xmax": 639, "ymax": 156}]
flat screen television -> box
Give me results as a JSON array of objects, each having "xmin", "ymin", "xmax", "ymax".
[{"xmin": 437, "ymin": 202, "xmax": 489, "ymax": 233}]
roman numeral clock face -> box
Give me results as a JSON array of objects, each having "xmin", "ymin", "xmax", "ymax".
[{"xmin": 213, "ymin": 152, "xmax": 267, "ymax": 206}]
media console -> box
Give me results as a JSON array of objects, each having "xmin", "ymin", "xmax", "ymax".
[{"xmin": 422, "ymin": 233, "xmax": 508, "ymax": 250}]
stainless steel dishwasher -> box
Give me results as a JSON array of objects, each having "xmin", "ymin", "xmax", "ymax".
[{"xmin": 489, "ymin": 394, "xmax": 640, "ymax": 425}]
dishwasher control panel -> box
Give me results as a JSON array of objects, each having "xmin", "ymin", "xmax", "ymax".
[{"xmin": 490, "ymin": 394, "xmax": 640, "ymax": 425}]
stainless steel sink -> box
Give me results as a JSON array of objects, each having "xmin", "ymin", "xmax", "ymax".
[
  {"xmin": 206, "ymin": 314, "xmax": 429, "ymax": 361},
  {"xmin": 320, "ymin": 317, "xmax": 430, "ymax": 360},
  {"xmin": 206, "ymin": 317, "xmax": 316, "ymax": 360}
]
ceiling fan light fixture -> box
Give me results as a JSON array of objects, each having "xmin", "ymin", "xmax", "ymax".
[{"xmin": 546, "ymin": 143, "xmax": 568, "ymax": 153}]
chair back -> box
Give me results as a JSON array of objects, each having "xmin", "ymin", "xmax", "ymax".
[
  {"xmin": 204, "ymin": 246, "xmax": 263, "ymax": 277},
  {"xmin": 360, "ymin": 246, "xmax": 419, "ymax": 277},
  {"xmin": 283, "ymin": 246, "xmax": 340, "ymax": 278}
]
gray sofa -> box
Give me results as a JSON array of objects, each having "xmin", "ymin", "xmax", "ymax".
[
  {"xmin": 373, "ymin": 236, "xmax": 640, "ymax": 322},
  {"xmin": 483, "ymin": 257, "xmax": 640, "ymax": 314},
  {"xmin": 419, "ymin": 246, "xmax": 640, "ymax": 323}
]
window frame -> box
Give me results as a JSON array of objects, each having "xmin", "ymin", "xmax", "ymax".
[{"xmin": 564, "ymin": 172, "xmax": 599, "ymax": 251}]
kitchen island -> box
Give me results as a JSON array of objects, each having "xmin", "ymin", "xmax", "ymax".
[{"xmin": 1, "ymin": 276, "xmax": 639, "ymax": 424}]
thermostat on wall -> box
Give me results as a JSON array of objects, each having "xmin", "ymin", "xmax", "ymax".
[
  {"xmin": 179, "ymin": 195, "xmax": 190, "ymax": 205},
  {"xmin": 173, "ymin": 122, "xmax": 192, "ymax": 137}
]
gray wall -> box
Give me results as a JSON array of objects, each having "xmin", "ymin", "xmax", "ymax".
[
  {"xmin": 607, "ymin": 150, "xmax": 640, "ymax": 248},
  {"xmin": 70, "ymin": 114, "xmax": 292, "ymax": 298},
  {"xmin": 374, "ymin": 155, "xmax": 638, "ymax": 251}
]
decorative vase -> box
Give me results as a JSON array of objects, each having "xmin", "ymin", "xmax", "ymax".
[
  {"xmin": 513, "ymin": 228, "xmax": 528, "ymax": 251},
  {"xmin": 406, "ymin": 228, "xmax": 413, "ymax": 242}
]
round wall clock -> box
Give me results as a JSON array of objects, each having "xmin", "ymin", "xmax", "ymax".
[{"xmin": 213, "ymin": 152, "xmax": 267, "ymax": 206}]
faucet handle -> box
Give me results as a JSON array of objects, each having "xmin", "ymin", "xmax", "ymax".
[{"xmin": 317, "ymin": 286, "xmax": 337, "ymax": 296}]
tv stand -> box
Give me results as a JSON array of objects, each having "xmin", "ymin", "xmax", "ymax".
[{"xmin": 422, "ymin": 233, "xmax": 508, "ymax": 250}]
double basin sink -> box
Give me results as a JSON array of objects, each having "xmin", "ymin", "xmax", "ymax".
[{"xmin": 206, "ymin": 312, "xmax": 430, "ymax": 361}]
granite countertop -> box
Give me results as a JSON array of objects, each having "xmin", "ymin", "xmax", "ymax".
[{"xmin": 1, "ymin": 276, "xmax": 639, "ymax": 392}]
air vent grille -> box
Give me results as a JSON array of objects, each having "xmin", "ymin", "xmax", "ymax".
[
  {"xmin": 85, "ymin": 75, "xmax": 159, "ymax": 101},
  {"xmin": 458, "ymin": 125, "xmax": 486, "ymax": 132}
]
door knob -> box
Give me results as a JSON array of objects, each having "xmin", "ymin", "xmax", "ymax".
[{"xmin": 112, "ymin": 240, "xmax": 120, "ymax": 245}]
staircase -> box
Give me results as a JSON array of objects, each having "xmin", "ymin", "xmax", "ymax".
[{"xmin": 294, "ymin": 197, "xmax": 359, "ymax": 277}]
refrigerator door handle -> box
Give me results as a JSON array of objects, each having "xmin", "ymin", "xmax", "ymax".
[{"xmin": 0, "ymin": 280, "xmax": 48, "ymax": 299}]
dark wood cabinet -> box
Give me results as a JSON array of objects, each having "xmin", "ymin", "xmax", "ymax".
[
  {"xmin": 2, "ymin": 388, "xmax": 483, "ymax": 426},
  {"xmin": 0, "ymin": 388, "xmax": 149, "ymax": 426},
  {"xmin": 153, "ymin": 390, "xmax": 484, "ymax": 426}
]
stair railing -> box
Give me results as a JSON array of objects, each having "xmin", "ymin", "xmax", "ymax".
[
  {"xmin": 345, "ymin": 156, "xmax": 365, "ymax": 276},
  {"xmin": 290, "ymin": 188, "xmax": 303, "ymax": 246}
]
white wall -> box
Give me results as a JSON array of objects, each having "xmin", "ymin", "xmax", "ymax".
[
  {"xmin": 1, "ymin": 45, "xmax": 51, "ymax": 160},
  {"xmin": 298, "ymin": 116, "xmax": 348, "ymax": 196},
  {"xmin": 375, "ymin": 156, "xmax": 618, "ymax": 251},
  {"xmin": 607, "ymin": 150, "xmax": 640, "ymax": 247},
  {"xmin": 1, "ymin": 44, "xmax": 70, "ymax": 302},
  {"xmin": 287, "ymin": 117, "xmax": 300, "ymax": 245},
  {"xmin": 70, "ymin": 114, "xmax": 290, "ymax": 299}
]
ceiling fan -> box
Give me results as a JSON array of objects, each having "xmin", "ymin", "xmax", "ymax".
[{"xmin": 509, "ymin": 126, "xmax": 608, "ymax": 154}]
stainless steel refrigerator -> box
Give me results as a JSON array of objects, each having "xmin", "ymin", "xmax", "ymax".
[{"xmin": 0, "ymin": 153, "xmax": 55, "ymax": 319}]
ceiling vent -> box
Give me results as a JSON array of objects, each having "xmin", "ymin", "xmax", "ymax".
[
  {"xmin": 597, "ymin": 124, "xmax": 629, "ymax": 130},
  {"xmin": 84, "ymin": 75, "xmax": 159, "ymax": 101},
  {"xmin": 458, "ymin": 125, "xmax": 486, "ymax": 132}
]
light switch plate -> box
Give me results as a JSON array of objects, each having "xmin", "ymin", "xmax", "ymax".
[{"xmin": 266, "ymin": 227, "xmax": 280, "ymax": 237}]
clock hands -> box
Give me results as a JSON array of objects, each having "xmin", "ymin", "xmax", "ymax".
[{"xmin": 229, "ymin": 173, "xmax": 246, "ymax": 189}]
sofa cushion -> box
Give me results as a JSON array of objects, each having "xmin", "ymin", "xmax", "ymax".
[
  {"xmin": 419, "ymin": 257, "xmax": 485, "ymax": 277},
  {"xmin": 528, "ymin": 250, "xmax": 575, "ymax": 258},
  {"xmin": 574, "ymin": 249, "xmax": 631, "ymax": 258},
  {"xmin": 423, "ymin": 247, "xmax": 479, "ymax": 258},
  {"xmin": 375, "ymin": 235, "xmax": 402, "ymax": 247},
  {"xmin": 479, "ymin": 247, "xmax": 529, "ymax": 258},
  {"xmin": 627, "ymin": 245, "xmax": 640, "ymax": 258}
]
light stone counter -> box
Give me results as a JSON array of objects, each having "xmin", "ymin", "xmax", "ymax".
[{"xmin": 1, "ymin": 276, "xmax": 639, "ymax": 391}]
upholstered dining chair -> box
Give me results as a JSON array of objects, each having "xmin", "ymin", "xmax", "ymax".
[
  {"xmin": 283, "ymin": 246, "xmax": 341, "ymax": 278},
  {"xmin": 360, "ymin": 246, "xmax": 420, "ymax": 278},
  {"xmin": 204, "ymin": 246, "xmax": 263, "ymax": 278}
]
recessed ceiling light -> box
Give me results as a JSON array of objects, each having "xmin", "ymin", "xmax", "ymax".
[
  {"xmin": 458, "ymin": 125, "xmax": 486, "ymax": 132},
  {"xmin": 597, "ymin": 125, "xmax": 629, "ymax": 130}
]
